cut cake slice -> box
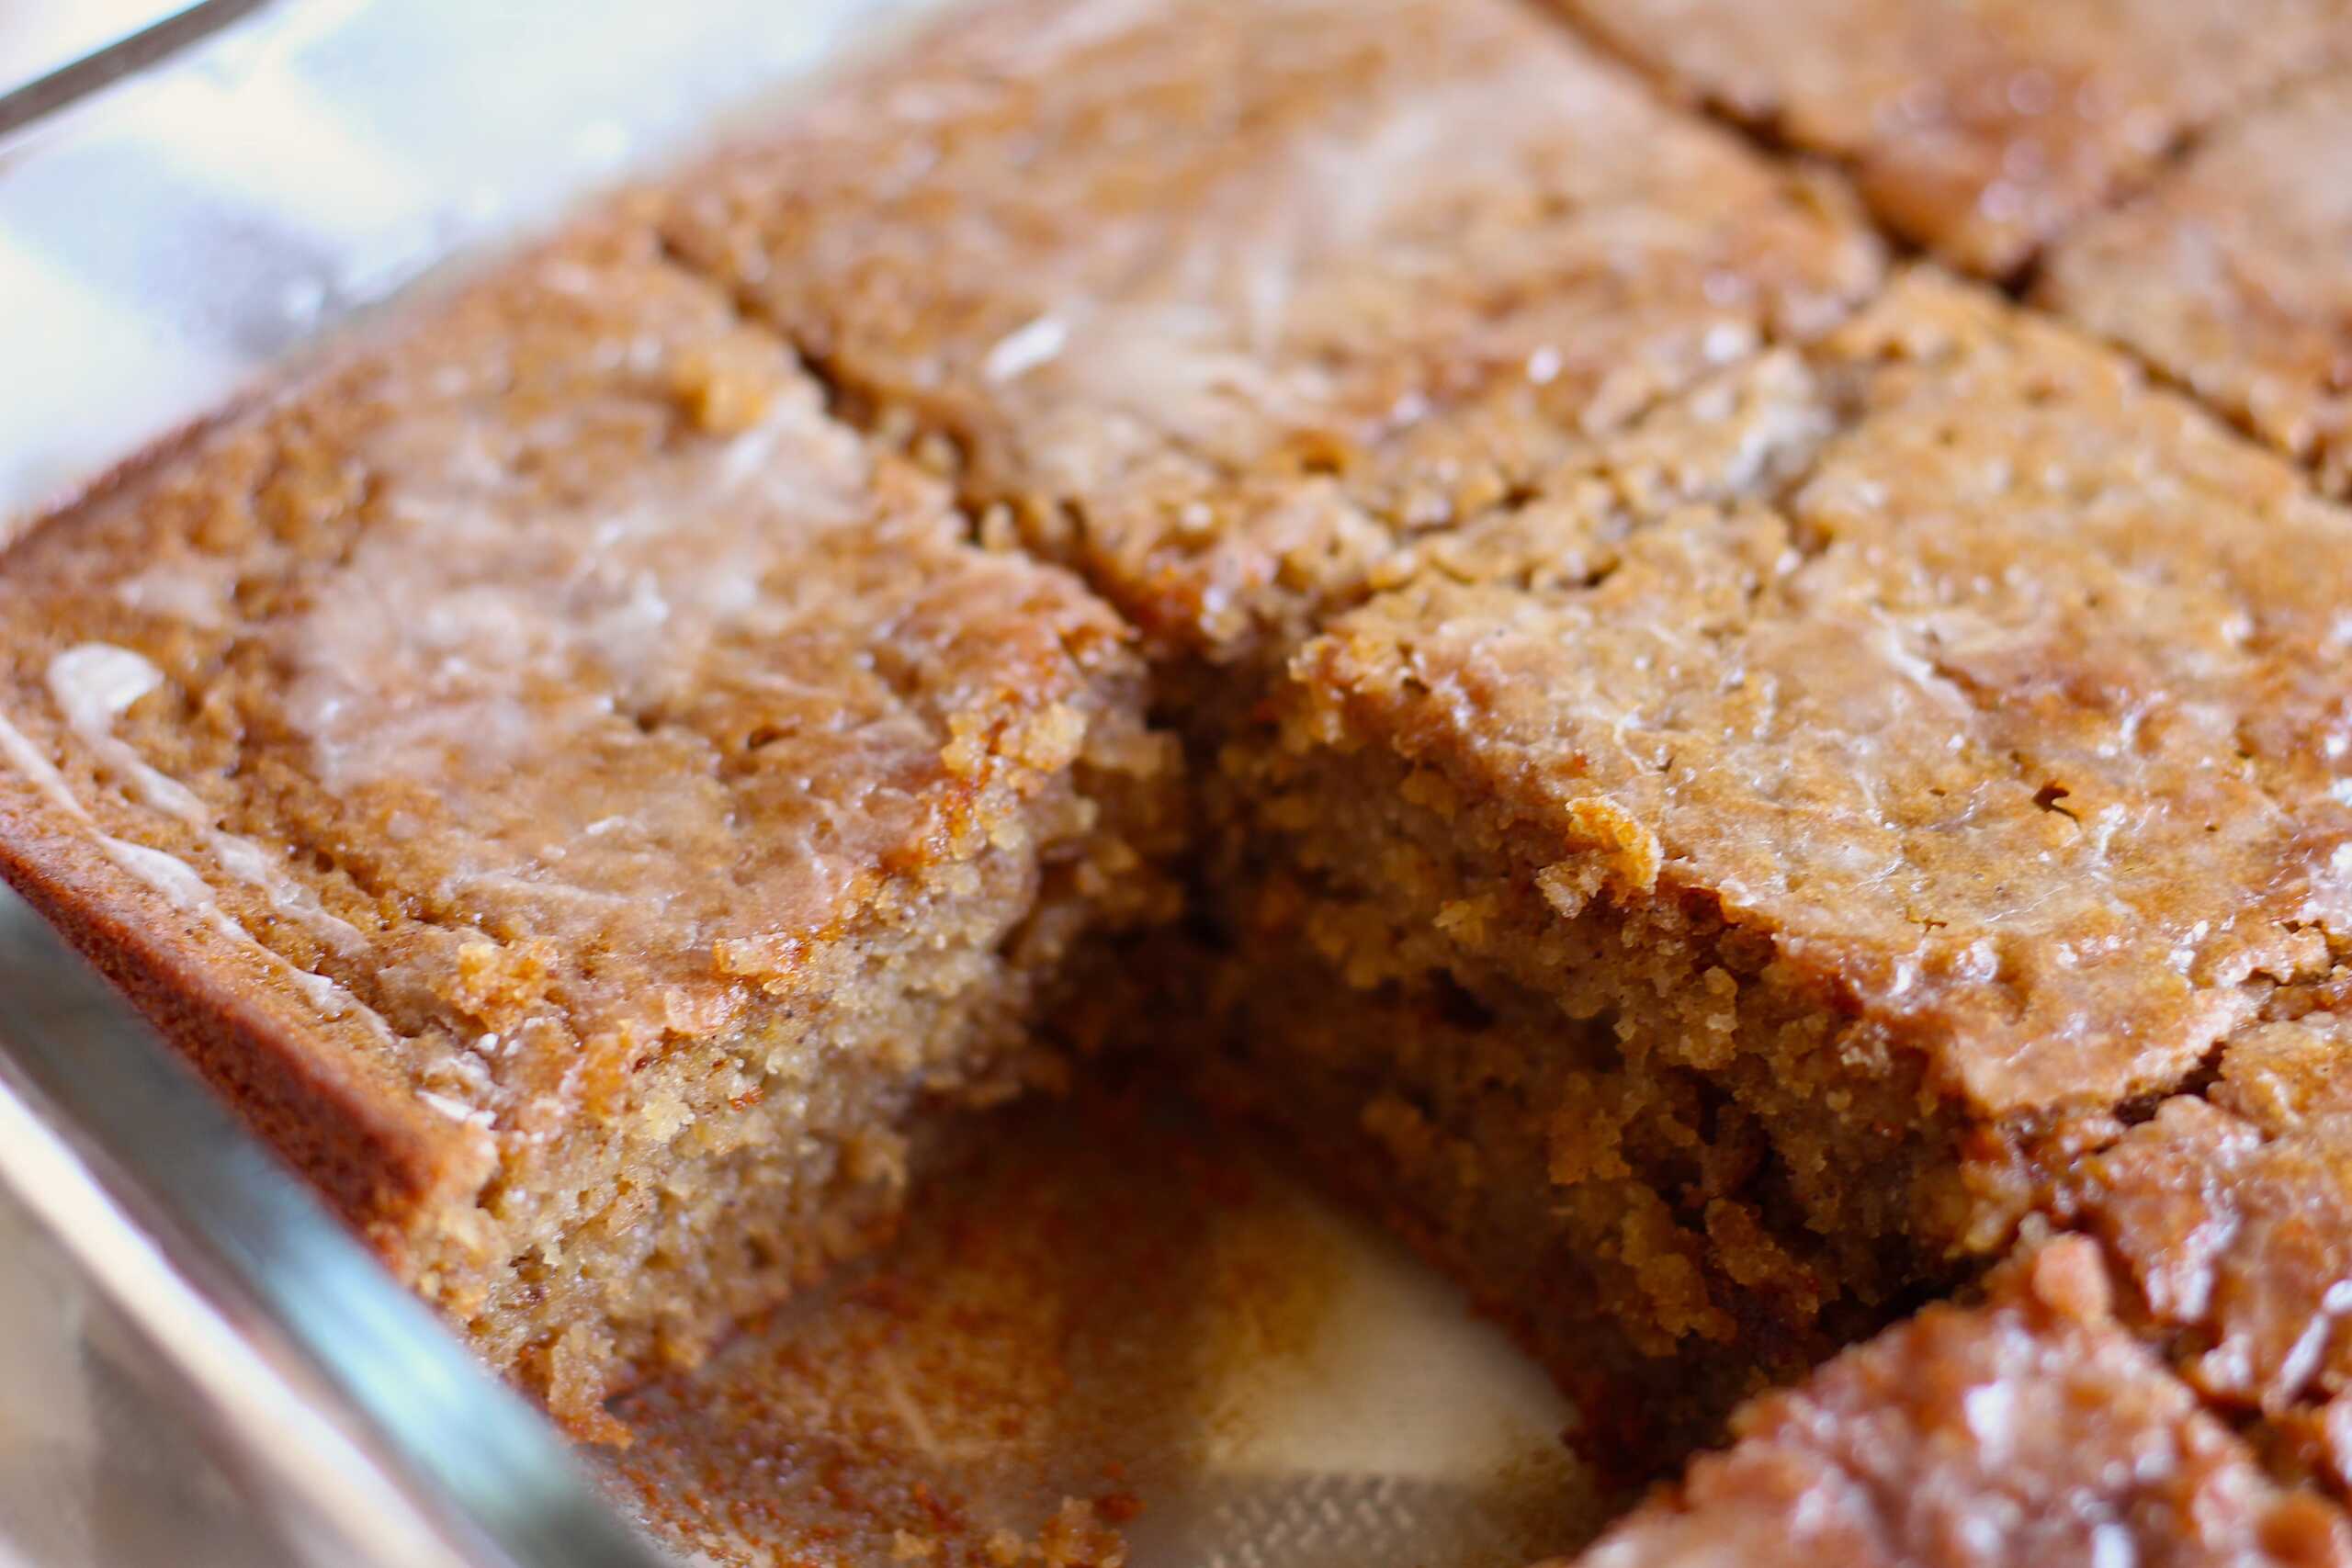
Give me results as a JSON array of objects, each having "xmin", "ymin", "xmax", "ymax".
[
  {"xmin": 657, "ymin": 0, "xmax": 1882, "ymax": 668},
  {"xmin": 1562, "ymin": 1237, "xmax": 2352, "ymax": 1568},
  {"xmin": 1211, "ymin": 269, "xmax": 2352, "ymax": 1468},
  {"xmin": 17, "ymin": 0, "xmax": 2352, "ymax": 1540},
  {"xmin": 1555, "ymin": 0, "xmax": 2351, "ymax": 276},
  {"xmin": 2039, "ymin": 73, "xmax": 2352, "ymax": 498},
  {"xmin": 0, "ymin": 212, "xmax": 1173, "ymax": 1433}
]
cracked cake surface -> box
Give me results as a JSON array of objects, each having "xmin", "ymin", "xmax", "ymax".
[
  {"xmin": 1295, "ymin": 270, "xmax": 2352, "ymax": 1118},
  {"xmin": 1211, "ymin": 269, "xmax": 2352, "ymax": 1475},
  {"xmin": 658, "ymin": 0, "xmax": 1881, "ymax": 663},
  {"xmin": 1555, "ymin": 0, "xmax": 2352, "ymax": 277},
  {"xmin": 2039, "ymin": 73, "xmax": 2352, "ymax": 499},
  {"xmin": 2054, "ymin": 999, "xmax": 2352, "ymax": 1495},
  {"xmin": 0, "ymin": 212, "xmax": 1171, "ymax": 1432},
  {"xmin": 8, "ymin": 0, "xmax": 2352, "ymax": 1557},
  {"xmin": 1566, "ymin": 1237, "xmax": 2352, "ymax": 1568}
]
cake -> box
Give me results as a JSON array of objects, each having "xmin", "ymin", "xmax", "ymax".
[
  {"xmin": 656, "ymin": 0, "xmax": 1883, "ymax": 670},
  {"xmin": 8, "ymin": 0, "xmax": 2352, "ymax": 1557},
  {"xmin": 1553, "ymin": 0, "xmax": 2352, "ymax": 276},
  {"xmin": 2038, "ymin": 73, "xmax": 2352, "ymax": 497},
  {"xmin": 1561, "ymin": 1237, "xmax": 2352, "ymax": 1567},
  {"xmin": 0, "ymin": 213, "xmax": 1173, "ymax": 1435},
  {"xmin": 2055, "ymin": 999, "xmax": 2352, "ymax": 1495},
  {"xmin": 1210, "ymin": 266, "xmax": 2352, "ymax": 1472}
]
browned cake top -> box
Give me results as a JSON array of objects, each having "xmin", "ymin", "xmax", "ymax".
[
  {"xmin": 1292, "ymin": 271, "xmax": 2352, "ymax": 1117},
  {"xmin": 2065, "ymin": 999, "xmax": 2352, "ymax": 1489},
  {"xmin": 2040, "ymin": 73, "xmax": 2352, "ymax": 498},
  {"xmin": 1558, "ymin": 0, "xmax": 2349, "ymax": 276},
  {"xmin": 0, "ymin": 216, "xmax": 1137, "ymax": 1141},
  {"xmin": 1569, "ymin": 1238, "xmax": 2351, "ymax": 1567},
  {"xmin": 661, "ymin": 0, "xmax": 1881, "ymax": 658}
]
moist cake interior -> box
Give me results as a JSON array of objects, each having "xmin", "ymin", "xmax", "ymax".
[
  {"xmin": 8, "ymin": 0, "xmax": 2352, "ymax": 1560},
  {"xmin": 0, "ymin": 220, "xmax": 1180, "ymax": 1437}
]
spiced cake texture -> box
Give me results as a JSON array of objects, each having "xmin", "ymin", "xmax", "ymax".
[
  {"xmin": 0, "ymin": 215, "xmax": 1173, "ymax": 1433},
  {"xmin": 1563, "ymin": 1238, "xmax": 2352, "ymax": 1568},
  {"xmin": 1216, "ymin": 269, "xmax": 2352, "ymax": 1472},
  {"xmin": 10, "ymin": 0, "xmax": 2352, "ymax": 1555},
  {"xmin": 1555, "ymin": 0, "xmax": 2352, "ymax": 278},
  {"xmin": 2038, "ymin": 73, "xmax": 2352, "ymax": 499},
  {"xmin": 2052, "ymin": 998, "xmax": 2352, "ymax": 1496},
  {"xmin": 655, "ymin": 0, "xmax": 1882, "ymax": 669}
]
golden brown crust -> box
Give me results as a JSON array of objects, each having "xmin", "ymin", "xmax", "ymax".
[
  {"xmin": 0, "ymin": 348, "xmax": 489, "ymax": 1248},
  {"xmin": 1555, "ymin": 0, "xmax": 2352, "ymax": 277},
  {"xmin": 0, "ymin": 800, "xmax": 472, "ymax": 1255},
  {"xmin": 1568, "ymin": 1237, "xmax": 2352, "ymax": 1567},
  {"xmin": 2038, "ymin": 73, "xmax": 2352, "ymax": 498},
  {"xmin": 0, "ymin": 207, "xmax": 1170, "ymax": 1422},
  {"xmin": 658, "ymin": 0, "xmax": 1881, "ymax": 661},
  {"xmin": 1291, "ymin": 272, "xmax": 2352, "ymax": 1122},
  {"xmin": 2052, "ymin": 1003, "xmax": 2352, "ymax": 1496}
]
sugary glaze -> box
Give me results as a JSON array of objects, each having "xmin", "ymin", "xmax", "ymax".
[
  {"xmin": 2040, "ymin": 73, "xmax": 2352, "ymax": 498},
  {"xmin": 1293, "ymin": 271, "xmax": 2352, "ymax": 1122},
  {"xmin": 1223, "ymin": 272, "xmax": 2352, "ymax": 1484},
  {"xmin": 0, "ymin": 212, "xmax": 1171, "ymax": 1428},
  {"xmin": 1566, "ymin": 1239, "xmax": 2352, "ymax": 1567},
  {"xmin": 1557, "ymin": 0, "xmax": 2352, "ymax": 277},
  {"xmin": 660, "ymin": 0, "xmax": 1880, "ymax": 660},
  {"xmin": 2060, "ymin": 999, "xmax": 2352, "ymax": 1495},
  {"xmin": 6, "ymin": 0, "xmax": 2352, "ymax": 1556}
]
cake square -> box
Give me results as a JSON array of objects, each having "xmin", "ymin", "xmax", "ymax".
[
  {"xmin": 1566, "ymin": 1237, "xmax": 2351, "ymax": 1567},
  {"xmin": 1555, "ymin": 0, "xmax": 2349, "ymax": 276},
  {"xmin": 2059, "ymin": 998, "xmax": 2352, "ymax": 1491},
  {"xmin": 658, "ymin": 0, "xmax": 1882, "ymax": 664},
  {"xmin": 0, "ymin": 214, "xmax": 1171, "ymax": 1434},
  {"xmin": 1216, "ymin": 269, "xmax": 2352, "ymax": 1466},
  {"xmin": 2039, "ymin": 73, "xmax": 2352, "ymax": 498},
  {"xmin": 14, "ymin": 0, "xmax": 2352, "ymax": 1548}
]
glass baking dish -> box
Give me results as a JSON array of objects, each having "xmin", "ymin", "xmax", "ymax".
[{"xmin": 0, "ymin": 6, "xmax": 1596, "ymax": 1563}]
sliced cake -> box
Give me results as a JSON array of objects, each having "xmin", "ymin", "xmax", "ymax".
[
  {"xmin": 2055, "ymin": 998, "xmax": 2352, "ymax": 1495},
  {"xmin": 1562, "ymin": 1237, "xmax": 2352, "ymax": 1568},
  {"xmin": 2039, "ymin": 73, "xmax": 2352, "ymax": 497},
  {"xmin": 1211, "ymin": 269, "xmax": 2352, "ymax": 1468},
  {"xmin": 15, "ymin": 0, "xmax": 2352, "ymax": 1546},
  {"xmin": 1555, "ymin": 0, "xmax": 2350, "ymax": 276},
  {"xmin": 0, "ymin": 213, "xmax": 1173, "ymax": 1435},
  {"xmin": 657, "ymin": 0, "xmax": 1883, "ymax": 669}
]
